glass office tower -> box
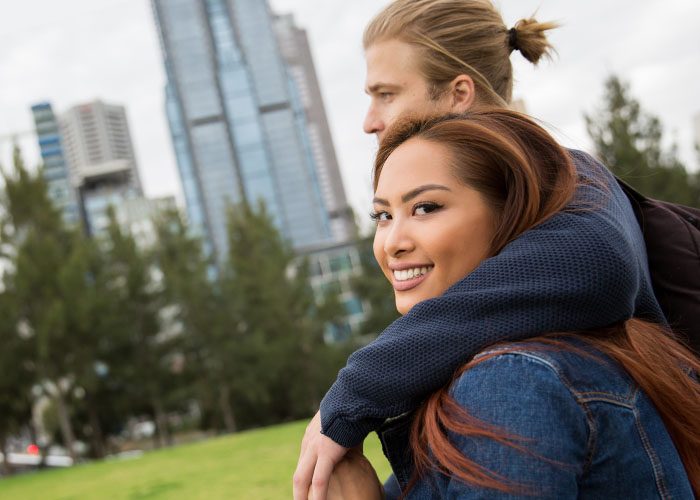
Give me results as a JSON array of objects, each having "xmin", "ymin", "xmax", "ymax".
[
  {"xmin": 30, "ymin": 102, "xmax": 81, "ymax": 225},
  {"xmin": 152, "ymin": 0, "xmax": 347, "ymax": 260}
]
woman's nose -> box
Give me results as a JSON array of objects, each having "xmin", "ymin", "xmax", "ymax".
[{"xmin": 383, "ymin": 219, "xmax": 414, "ymax": 257}]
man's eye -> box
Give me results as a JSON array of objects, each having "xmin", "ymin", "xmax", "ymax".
[
  {"xmin": 414, "ymin": 202, "xmax": 443, "ymax": 215},
  {"xmin": 379, "ymin": 92, "xmax": 394, "ymax": 100},
  {"xmin": 370, "ymin": 211, "xmax": 391, "ymax": 222}
]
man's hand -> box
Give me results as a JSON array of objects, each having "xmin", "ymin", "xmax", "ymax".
[
  {"xmin": 308, "ymin": 449, "xmax": 384, "ymax": 500},
  {"xmin": 293, "ymin": 411, "xmax": 349, "ymax": 500}
]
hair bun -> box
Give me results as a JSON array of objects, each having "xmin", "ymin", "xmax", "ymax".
[
  {"xmin": 508, "ymin": 18, "xmax": 558, "ymax": 65},
  {"xmin": 507, "ymin": 27, "xmax": 519, "ymax": 52}
]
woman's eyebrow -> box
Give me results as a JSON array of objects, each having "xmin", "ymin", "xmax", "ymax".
[
  {"xmin": 372, "ymin": 184, "xmax": 451, "ymax": 206},
  {"xmin": 401, "ymin": 184, "xmax": 450, "ymax": 202}
]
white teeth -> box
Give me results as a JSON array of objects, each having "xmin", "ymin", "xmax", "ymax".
[{"xmin": 393, "ymin": 266, "xmax": 432, "ymax": 281}]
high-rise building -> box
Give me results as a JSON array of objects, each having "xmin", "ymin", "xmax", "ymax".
[
  {"xmin": 59, "ymin": 100, "xmax": 143, "ymax": 236},
  {"xmin": 60, "ymin": 100, "xmax": 142, "ymax": 192},
  {"xmin": 30, "ymin": 102, "xmax": 81, "ymax": 225},
  {"xmin": 151, "ymin": 0, "xmax": 348, "ymax": 260},
  {"xmin": 273, "ymin": 13, "xmax": 354, "ymax": 243}
]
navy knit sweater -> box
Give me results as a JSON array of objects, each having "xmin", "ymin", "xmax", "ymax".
[{"xmin": 320, "ymin": 150, "xmax": 664, "ymax": 448}]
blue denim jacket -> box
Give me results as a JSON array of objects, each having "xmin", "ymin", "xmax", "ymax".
[{"xmin": 380, "ymin": 339, "xmax": 693, "ymax": 499}]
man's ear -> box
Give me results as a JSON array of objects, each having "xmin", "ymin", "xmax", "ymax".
[{"xmin": 449, "ymin": 74, "xmax": 476, "ymax": 112}]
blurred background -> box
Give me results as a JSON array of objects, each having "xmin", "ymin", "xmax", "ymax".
[{"xmin": 0, "ymin": 0, "xmax": 698, "ymax": 497}]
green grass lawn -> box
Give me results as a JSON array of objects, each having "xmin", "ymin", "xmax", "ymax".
[{"xmin": 0, "ymin": 421, "xmax": 392, "ymax": 499}]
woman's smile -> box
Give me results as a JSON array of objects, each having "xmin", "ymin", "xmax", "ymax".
[{"xmin": 390, "ymin": 264, "xmax": 434, "ymax": 291}]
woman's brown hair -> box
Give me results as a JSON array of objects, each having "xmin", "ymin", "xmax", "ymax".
[
  {"xmin": 374, "ymin": 110, "xmax": 700, "ymax": 495},
  {"xmin": 363, "ymin": 0, "xmax": 558, "ymax": 106},
  {"xmin": 374, "ymin": 109, "xmax": 576, "ymax": 256}
]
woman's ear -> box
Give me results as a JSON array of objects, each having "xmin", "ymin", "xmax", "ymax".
[{"xmin": 449, "ymin": 75, "xmax": 476, "ymax": 112}]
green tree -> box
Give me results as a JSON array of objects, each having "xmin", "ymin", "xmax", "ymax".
[
  {"xmin": 101, "ymin": 209, "xmax": 180, "ymax": 447},
  {"xmin": 152, "ymin": 209, "xmax": 237, "ymax": 432},
  {"xmin": 0, "ymin": 147, "xmax": 84, "ymax": 462},
  {"xmin": 222, "ymin": 200, "xmax": 344, "ymax": 426},
  {"xmin": 585, "ymin": 75, "xmax": 700, "ymax": 207},
  {"xmin": 0, "ymin": 290, "xmax": 33, "ymax": 475}
]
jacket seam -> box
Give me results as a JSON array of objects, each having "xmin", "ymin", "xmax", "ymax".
[
  {"xmin": 478, "ymin": 351, "xmax": 595, "ymax": 475},
  {"xmin": 632, "ymin": 387, "xmax": 672, "ymax": 499}
]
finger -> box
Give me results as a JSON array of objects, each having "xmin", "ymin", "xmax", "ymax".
[
  {"xmin": 300, "ymin": 412, "xmax": 321, "ymax": 454},
  {"xmin": 293, "ymin": 449, "xmax": 317, "ymax": 500},
  {"xmin": 311, "ymin": 455, "xmax": 335, "ymax": 500}
]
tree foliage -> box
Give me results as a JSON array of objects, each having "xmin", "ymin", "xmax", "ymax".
[
  {"xmin": 0, "ymin": 149, "xmax": 355, "ymax": 465},
  {"xmin": 585, "ymin": 75, "xmax": 700, "ymax": 207}
]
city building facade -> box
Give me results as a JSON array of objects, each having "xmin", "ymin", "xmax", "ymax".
[
  {"xmin": 302, "ymin": 241, "xmax": 367, "ymax": 342},
  {"xmin": 30, "ymin": 102, "xmax": 81, "ymax": 225},
  {"xmin": 59, "ymin": 100, "xmax": 143, "ymax": 236},
  {"xmin": 273, "ymin": 13, "xmax": 355, "ymax": 243},
  {"xmin": 151, "ymin": 0, "xmax": 350, "ymax": 260}
]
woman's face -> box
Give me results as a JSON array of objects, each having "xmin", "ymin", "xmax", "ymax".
[
  {"xmin": 372, "ymin": 138, "xmax": 497, "ymax": 315},
  {"xmin": 364, "ymin": 39, "xmax": 453, "ymax": 141}
]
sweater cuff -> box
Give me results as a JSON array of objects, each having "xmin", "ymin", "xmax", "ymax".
[{"xmin": 321, "ymin": 415, "xmax": 381, "ymax": 448}]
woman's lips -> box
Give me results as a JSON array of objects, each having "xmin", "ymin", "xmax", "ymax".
[{"xmin": 392, "ymin": 270, "xmax": 431, "ymax": 292}]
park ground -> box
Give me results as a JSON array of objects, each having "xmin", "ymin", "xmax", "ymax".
[{"xmin": 0, "ymin": 420, "xmax": 392, "ymax": 499}]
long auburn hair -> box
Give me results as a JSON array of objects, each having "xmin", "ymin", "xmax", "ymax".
[{"xmin": 374, "ymin": 110, "xmax": 700, "ymax": 496}]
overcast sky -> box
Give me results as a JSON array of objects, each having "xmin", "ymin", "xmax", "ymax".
[{"xmin": 2, "ymin": 0, "xmax": 699, "ymax": 226}]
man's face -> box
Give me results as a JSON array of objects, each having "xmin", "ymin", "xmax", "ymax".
[{"xmin": 364, "ymin": 39, "xmax": 452, "ymax": 141}]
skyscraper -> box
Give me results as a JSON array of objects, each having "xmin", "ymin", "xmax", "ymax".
[
  {"xmin": 30, "ymin": 102, "xmax": 81, "ymax": 225},
  {"xmin": 151, "ymin": 0, "xmax": 349, "ymax": 260},
  {"xmin": 59, "ymin": 100, "xmax": 143, "ymax": 235},
  {"xmin": 60, "ymin": 100, "xmax": 142, "ymax": 192},
  {"xmin": 273, "ymin": 13, "xmax": 354, "ymax": 243}
]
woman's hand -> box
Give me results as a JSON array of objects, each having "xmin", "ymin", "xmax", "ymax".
[
  {"xmin": 308, "ymin": 449, "xmax": 384, "ymax": 500},
  {"xmin": 293, "ymin": 411, "xmax": 349, "ymax": 500}
]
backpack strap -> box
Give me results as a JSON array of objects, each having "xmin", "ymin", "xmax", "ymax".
[{"xmin": 616, "ymin": 177, "xmax": 700, "ymax": 354}]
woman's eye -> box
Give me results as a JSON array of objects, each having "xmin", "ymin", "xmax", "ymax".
[
  {"xmin": 414, "ymin": 202, "xmax": 442, "ymax": 216},
  {"xmin": 370, "ymin": 211, "xmax": 391, "ymax": 222}
]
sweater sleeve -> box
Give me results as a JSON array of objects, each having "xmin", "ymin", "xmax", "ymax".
[{"xmin": 320, "ymin": 151, "xmax": 662, "ymax": 447}]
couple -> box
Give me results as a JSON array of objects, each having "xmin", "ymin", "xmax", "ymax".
[{"xmin": 295, "ymin": 0, "xmax": 700, "ymax": 498}]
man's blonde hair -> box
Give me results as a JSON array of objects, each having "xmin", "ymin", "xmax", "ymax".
[{"xmin": 363, "ymin": 0, "xmax": 558, "ymax": 106}]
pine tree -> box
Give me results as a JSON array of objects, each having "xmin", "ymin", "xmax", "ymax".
[
  {"xmin": 101, "ymin": 209, "xmax": 178, "ymax": 447},
  {"xmin": 152, "ymin": 209, "xmax": 237, "ymax": 432},
  {"xmin": 222, "ymin": 200, "xmax": 344, "ymax": 426},
  {"xmin": 0, "ymin": 290, "xmax": 33, "ymax": 475},
  {"xmin": 0, "ymin": 147, "xmax": 83, "ymax": 461},
  {"xmin": 585, "ymin": 75, "xmax": 699, "ymax": 207}
]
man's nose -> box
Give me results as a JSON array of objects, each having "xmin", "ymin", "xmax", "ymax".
[{"xmin": 363, "ymin": 105, "xmax": 384, "ymax": 136}]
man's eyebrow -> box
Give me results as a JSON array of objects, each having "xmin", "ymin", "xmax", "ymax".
[
  {"xmin": 372, "ymin": 185, "xmax": 451, "ymax": 206},
  {"xmin": 365, "ymin": 82, "xmax": 401, "ymax": 94}
]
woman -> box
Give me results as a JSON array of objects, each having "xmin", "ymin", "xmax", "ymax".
[
  {"xmin": 352, "ymin": 110, "xmax": 698, "ymax": 498},
  {"xmin": 294, "ymin": 2, "xmax": 664, "ymax": 498}
]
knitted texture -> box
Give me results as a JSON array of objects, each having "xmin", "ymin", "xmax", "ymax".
[{"xmin": 320, "ymin": 150, "xmax": 664, "ymax": 448}]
